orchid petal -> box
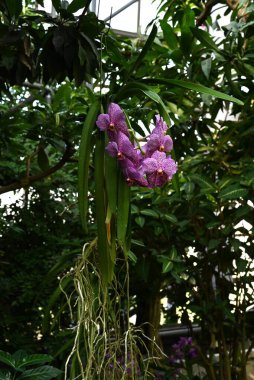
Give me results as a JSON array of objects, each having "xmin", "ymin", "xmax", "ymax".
[{"xmin": 96, "ymin": 114, "xmax": 110, "ymax": 131}]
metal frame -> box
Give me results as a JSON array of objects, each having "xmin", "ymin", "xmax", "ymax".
[{"xmin": 90, "ymin": 0, "xmax": 142, "ymax": 37}]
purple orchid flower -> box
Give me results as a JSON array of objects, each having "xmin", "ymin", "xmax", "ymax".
[
  {"xmin": 120, "ymin": 159, "xmax": 148, "ymax": 187},
  {"xmin": 152, "ymin": 114, "xmax": 168, "ymax": 136},
  {"xmin": 105, "ymin": 131, "xmax": 140, "ymax": 165},
  {"xmin": 142, "ymin": 151, "xmax": 177, "ymax": 188},
  {"xmin": 170, "ymin": 336, "xmax": 198, "ymax": 364},
  {"xmin": 96, "ymin": 103, "xmax": 129, "ymax": 140},
  {"xmin": 145, "ymin": 133, "xmax": 173, "ymax": 157},
  {"xmin": 96, "ymin": 103, "xmax": 177, "ymax": 188}
]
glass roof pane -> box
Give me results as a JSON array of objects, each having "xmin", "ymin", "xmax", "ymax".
[{"xmin": 98, "ymin": 0, "xmax": 160, "ymax": 34}]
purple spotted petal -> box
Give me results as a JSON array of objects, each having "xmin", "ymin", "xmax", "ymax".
[
  {"xmin": 120, "ymin": 159, "xmax": 148, "ymax": 187},
  {"xmin": 105, "ymin": 141, "xmax": 118, "ymax": 157},
  {"xmin": 145, "ymin": 134, "xmax": 173, "ymax": 156},
  {"xmin": 108, "ymin": 103, "xmax": 125, "ymax": 124},
  {"xmin": 96, "ymin": 114, "xmax": 110, "ymax": 131},
  {"xmin": 147, "ymin": 172, "xmax": 168, "ymax": 188},
  {"xmin": 145, "ymin": 134, "xmax": 160, "ymax": 156},
  {"xmin": 108, "ymin": 103, "xmax": 129, "ymax": 137},
  {"xmin": 117, "ymin": 132, "xmax": 140, "ymax": 164},
  {"xmin": 143, "ymin": 151, "xmax": 177, "ymax": 187},
  {"xmin": 151, "ymin": 150, "xmax": 166, "ymax": 163},
  {"xmin": 152, "ymin": 114, "xmax": 168, "ymax": 135},
  {"xmin": 163, "ymin": 135, "xmax": 173, "ymax": 152},
  {"xmin": 162, "ymin": 155, "xmax": 177, "ymax": 179},
  {"xmin": 142, "ymin": 158, "xmax": 158, "ymax": 174}
]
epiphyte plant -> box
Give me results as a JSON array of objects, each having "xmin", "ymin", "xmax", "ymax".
[{"xmin": 96, "ymin": 103, "xmax": 178, "ymax": 188}]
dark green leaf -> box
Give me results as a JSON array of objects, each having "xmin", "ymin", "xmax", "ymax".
[
  {"xmin": 5, "ymin": 0, "xmax": 22, "ymax": 18},
  {"xmin": 219, "ymin": 185, "xmax": 248, "ymax": 200},
  {"xmin": 129, "ymin": 24, "xmax": 157, "ymax": 74},
  {"xmin": 15, "ymin": 353, "xmax": 53, "ymax": 369},
  {"xmin": 0, "ymin": 351, "xmax": 15, "ymax": 369},
  {"xmin": 37, "ymin": 148, "xmax": 49, "ymax": 172},
  {"xmin": 191, "ymin": 174, "xmax": 217, "ymax": 192},
  {"xmin": 116, "ymin": 82, "xmax": 169, "ymax": 116},
  {"xmin": 19, "ymin": 365, "xmax": 62, "ymax": 380},
  {"xmin": 0, "ymin": 369, "xmax": 11, "ymax": 380},
  {"xmin": 191, "ymin": 27, "xmax": 221, "ymax": 53},
  {"xmin": 67, "ymin": 0, "xmax": 86, "ymax": 13},
  {"xmin": 117, "ymin": 173, "xmax": 130, "ymax": 249},
  {"xmin": 78, "ymin": 101, "xmax": 99, "ymax": 233},
  {"xmin": 208, "ymin": 239, "xmax": 220, "ymax": 250},
  {"xmin": 105, "ymin": 154, "xmax": 118, "ymax": 216},
  {"xmin": 52, "ymin": 0, "xmax": 61, "ymax": 12},
  {"xmin": 95, "ymin": 133, "xmax": 114, "ymax": 285},
  {"xmin": 142, "ymin": 78, "xmax": 244, "ymax": 105},
  {"xmin": 160, "ymin": 20, "xmax": 178, "ymax": 50},
  {"xmin": 235, "ymin": 258, "xmax": 248, "ymax": 273}
]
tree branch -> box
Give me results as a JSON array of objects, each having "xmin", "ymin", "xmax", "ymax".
[
  {"xmin": 196, "ymin": 0, "xmax": 226, "ymax": 26},
  {"xmin": 0, "ymin": 143, "xmax": 75, "ymax": 195},
  {"xmin": 4, "ymin": 95, "xmax": 35, "ymax": 115}
]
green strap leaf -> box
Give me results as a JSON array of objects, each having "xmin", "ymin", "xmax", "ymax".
[
  {"xmin": 191, "ymin": 27, "xmax": 221, "ymax": 53},
  {"xmin": 105, "ymin": 153, "xmax": 118, "ymax": 215},
  {"xmin": 142, "ymin": 78, "xmax": 244, "ymax": 105},
  {"xmin": 117, "ymin": 172, "xmax": 130, "ymax": 256},
  {"xmin": 95, "ymin": 133, "xmax": 114, "ymax": 284},
  {"xmin": 78, "ymin": 101, "xmax": 99, "ymax": 233},
  {"xmin": 128, "ymin": 24, "xmax": 157, "ymax": 75},
  {"xmin": 104, "ymin": 152, "xmax": 118, "ymax": 265},
  {"xmin": 116, "ymin": 81, "xmax": 169, "ymax": 117}
]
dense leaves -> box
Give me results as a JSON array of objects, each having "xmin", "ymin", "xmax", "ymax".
[{"xmin": 1, "ymin": 0, "xmax": 254, "ymax": 379}]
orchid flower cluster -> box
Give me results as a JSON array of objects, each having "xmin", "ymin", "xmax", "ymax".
[
  {"xmin": 169, "ymin": 337, "xmax": 198, "ymax": 364},
  {"xmin": 96, "ymin": 103, "xmax": 177, "ymax": 188}
]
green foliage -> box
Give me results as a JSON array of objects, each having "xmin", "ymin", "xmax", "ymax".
[
  {"xmin": 1, "ymin": 0, "xmax": 254, "ymax": 379},
  {"xmin": 0, "ymin": 350, "xmax": 61, "ymax": 380}
]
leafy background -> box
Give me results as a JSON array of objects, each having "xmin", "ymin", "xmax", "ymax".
[{"xmin": 0, "ymin": 0, "xmax": 254, "ymax": 378}]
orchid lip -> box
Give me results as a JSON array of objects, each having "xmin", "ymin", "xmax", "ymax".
[{"xmin": 159, "ymin": 145, "xmax": 165, "ymax": 152}]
